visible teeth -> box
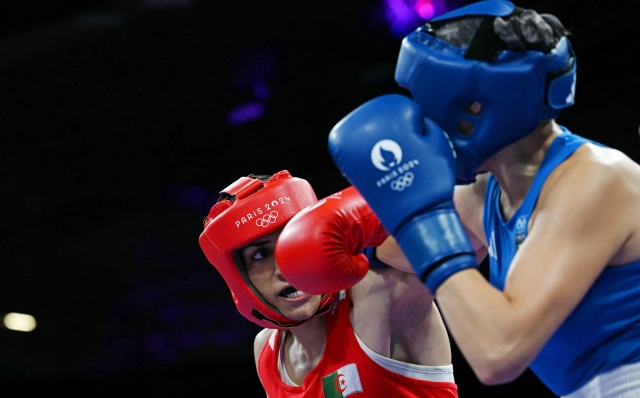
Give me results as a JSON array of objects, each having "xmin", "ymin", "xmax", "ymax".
[{"xmin": 284, "ymin": 290, "xmax": 303, "ymax": 298}]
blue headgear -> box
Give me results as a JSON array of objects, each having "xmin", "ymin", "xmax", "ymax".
[{"xmin": 395, "ymin": 0, "xmax": 577, "ymax": 183}]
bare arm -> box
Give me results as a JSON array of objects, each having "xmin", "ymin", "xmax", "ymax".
[
  {"xmin": 350, "ymin": 262, "xmax": 452, "ymax": 366},
  {"xmin": 437, "ymin": 147, "xmax": 640, "ymax": 384},
  {"xmin": 374, "ymin": 235, "xmax": 414, "ymax": 273}
]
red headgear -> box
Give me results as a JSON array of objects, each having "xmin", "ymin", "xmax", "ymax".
[{"xmin": 199, "ymin": 170, "xmax": 333, "ymax": 329}]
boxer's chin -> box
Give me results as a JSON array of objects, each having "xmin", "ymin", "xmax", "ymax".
[{"xmin": 276, "ymin": 292, "xmax": 322, "ymax": 321}]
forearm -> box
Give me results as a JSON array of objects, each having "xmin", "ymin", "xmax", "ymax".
[
  {"xmin": 435, "ymin": 269, "xmax": 551, "ymax": 384},
  {"xmin": 374, "ymin": 236, "xmax": 414, "ymax": 273}
]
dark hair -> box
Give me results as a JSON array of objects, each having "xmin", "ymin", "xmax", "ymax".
[
  {"xmin": 431, "ymin": 7, "xmax": 569, "ymax": 57},
  {"xmin": 494, "ymin": 8, "xmax": 569, "ymax": 53}
]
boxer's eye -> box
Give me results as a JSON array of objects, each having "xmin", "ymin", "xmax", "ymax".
[{"xmin": 251, "ymin": 248, "xmax": 272, "ymax": 261}]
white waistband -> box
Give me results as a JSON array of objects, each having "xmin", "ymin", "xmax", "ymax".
[{"xmin": 563, "ymin": 361, "xmax": 640, "ymax": 398}]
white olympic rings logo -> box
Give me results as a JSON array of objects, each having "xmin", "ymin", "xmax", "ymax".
[
  {"xmin": 390, "ymin": 173, "xmax": 414, "ymax": 191},
  {"xmin": 256, "ymin": 211, "xmax": 278, "ymax": 227}
]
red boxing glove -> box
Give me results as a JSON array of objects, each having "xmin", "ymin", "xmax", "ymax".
[{"xmin": 275, "ymin": 186, "xmax": 389, "ymax": 294}]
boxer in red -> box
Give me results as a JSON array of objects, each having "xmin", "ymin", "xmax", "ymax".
[{"xmin": 199, "ymin": 170, "xmax": 459, "ymax": 397}]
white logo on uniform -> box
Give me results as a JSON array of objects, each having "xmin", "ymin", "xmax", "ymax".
[
  {"xmin": 487, "ymin": 230, "xmax": 498, "ymax": 260},
  {"xmin": 515, "ymin": 216, "xmax": 527, "ymax": 231},
  {"xmin": 371, "ymin": 140, "xmax": 402, "ymax": 171},
  {"xmin": 256, "ymin": 211, "xmax": 278, "ymax": 227}
]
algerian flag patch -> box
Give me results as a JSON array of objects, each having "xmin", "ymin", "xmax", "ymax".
[{"xmin": 321, "ymin": 363, "xmax": 363, "ymax": 397}]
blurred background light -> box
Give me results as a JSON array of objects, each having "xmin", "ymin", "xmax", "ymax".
[
  {"xmin": 226, "ymin": 102, "xmax": 266, "ymax": 126},
  {"xmin": 4, "ymin": 313, "xmax": 37, "ymax": 332},
  {"xmin": 383, "ymin": 0, "xmax": 465, "ymax": 37},
  {"xmin": 414, "ymin": 0, "xmax": 437, "ymax": 19}
]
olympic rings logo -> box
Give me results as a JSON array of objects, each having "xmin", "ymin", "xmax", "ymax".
[
  {"xmin": 390, "ymin": 173, "xmax": 414, "ymax": 191},
  {"xmin": 256, "ymin": 211, "xmax": 278, "ymax": 227}
]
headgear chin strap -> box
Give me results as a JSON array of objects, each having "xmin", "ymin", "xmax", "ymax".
[
  {"xmin": 395, "ymin": 0, "xmax": 577, "ymax": 183},
  {"xmin": 199, "ymin": 170, "xmax": 333, "ymax": 329}
]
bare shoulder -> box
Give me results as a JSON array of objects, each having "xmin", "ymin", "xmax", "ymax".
[
  {"xmin": 535, "ymin": 142, "xmax": 640, "ymax": 263},
  {"xmin": 544, "ymin": 143, "xmax": 640, "ymax": 207},
  {"xmin": 254, "ymin": 328, "xmax": 275, "ymax": 366}
]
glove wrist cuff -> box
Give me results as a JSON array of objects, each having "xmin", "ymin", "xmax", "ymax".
[{"xmin": 395, "ymin": 206, "xmax": 477, "ymax": 293}]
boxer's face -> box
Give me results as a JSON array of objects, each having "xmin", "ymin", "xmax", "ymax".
[{"xmin": 239, "ymin": 229, "xmax": 322, "ymax": 321}]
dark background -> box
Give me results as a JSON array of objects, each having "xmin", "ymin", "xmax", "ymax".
[{"xmin": 0, "ymin": 0, "xmax": 638, "ymax": 396}]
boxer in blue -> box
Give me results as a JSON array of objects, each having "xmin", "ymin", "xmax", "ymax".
[{"xmin": 317, "ymin": 1, "xmax": 640, "ymax": 397}]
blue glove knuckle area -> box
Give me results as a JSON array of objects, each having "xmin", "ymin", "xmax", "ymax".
[
  {"xmin": 328, "ymin": 93, "xmax": 477, "ymax": 295},
  {"xmin": 328, "ymin": 94, "xmax": 457, "ymax": 235}
]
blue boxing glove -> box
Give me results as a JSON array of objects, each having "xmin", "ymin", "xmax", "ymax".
[{"xmin": 328, "ymin": 94, "xmax": 477, "ymax": 294}]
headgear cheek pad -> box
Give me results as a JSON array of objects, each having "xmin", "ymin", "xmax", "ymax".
[
  {"xmin": 395, "ymin": 0, "xmax": 577, "ymax": 183},
  {"xmin": 199, "ymin": 170, "xmax": 333, "ymax": 329}
]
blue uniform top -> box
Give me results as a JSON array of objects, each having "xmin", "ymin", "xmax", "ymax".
[{"xmin": 482, "ymin": 129, "xmax": 640, "ymax": 396}]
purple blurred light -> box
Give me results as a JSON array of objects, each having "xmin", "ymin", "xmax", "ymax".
[
  {"xmin": 226, "ymin": 101, "xmax": 265, "ymax": 125},
  {"xmin": 385, "ymin": 0, "xmax": 420, "ymax": 37},
  {"xmin": 382, "ymin": 0, "xmax": 464, "ymax": 37},
  {"xmin": 253, "ymin": 82, "xmax": 270, "ymax": 101},
  {"xmin": 415, "ymin": 0, "xmax": 436, "ymax": 19}
]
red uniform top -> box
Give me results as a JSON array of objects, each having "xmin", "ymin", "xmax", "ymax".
[{"xmin": 257, "ymin": 292, "xmax": 459, "ymax": 397}]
